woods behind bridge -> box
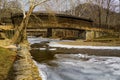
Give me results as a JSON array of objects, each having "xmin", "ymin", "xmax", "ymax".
[{"xmin": 0, "ymin": 0, "xmax": 120, "ymax": 43}]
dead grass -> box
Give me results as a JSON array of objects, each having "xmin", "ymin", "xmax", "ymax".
[
  {"xmin": 0, "ymin": 47, "xmax": 16, "ymax": 80},
  {"xmin": 0, "ymin": 25, "xmax": 13, "ymax": 30},
  {"xmin": 0, "ymin": 39, "xmax": 12, "ymax": 47},
  {"xmin": 59, "ymin": 39, "xmax": 120, "ymax": 46}
]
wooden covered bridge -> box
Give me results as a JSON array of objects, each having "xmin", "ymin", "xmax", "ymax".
[{"xmin": 1, "ymin": 12, "xmax": 112, "ymax": 40}]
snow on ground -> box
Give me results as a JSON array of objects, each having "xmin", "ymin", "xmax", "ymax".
[
  {"xmin": 48, "ymin": 42, "xmax": 120, "ymax": 50},
  {"xmin": 28, "ymin": 37, "xmax": 120, "ymax": 50},
  {"xmin": 28, "ymin": 37, "xmax": 60, "ymax": 44}
]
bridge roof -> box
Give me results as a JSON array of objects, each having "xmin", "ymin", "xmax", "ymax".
[{"xmin": 12, "ymin": 12, "xmax": 93, "ymax": 22}]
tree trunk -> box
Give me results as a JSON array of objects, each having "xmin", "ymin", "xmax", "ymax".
[
  {"xmin": 106, "ymin": 0, "xmax": 111, "ymax": 29},
  {"xmin": 12, "ymin": 5, "xmax": 35, "ymax": 44},
  {"xmin": 98, "ymin": 6, "xmax": 101, "ymax": 27}
]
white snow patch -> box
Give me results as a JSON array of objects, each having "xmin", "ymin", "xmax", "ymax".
[
  {"xmin": 48, "ymin": 42, "xmax": 120, "ymax": 50},
  {"xmin": 28, "ymin": 37, "xmax": 60, "ymax": 44},
  {"xmin": 49, "ymin": 48, "xmax": 57, "ymax": 51},
  {"xmin": 77, "ymin": 54, "xmax": 88, "ymax": 58},
  {"xmin": 40, "ymin": 48, "xmax": 46, "ymax": 50}
]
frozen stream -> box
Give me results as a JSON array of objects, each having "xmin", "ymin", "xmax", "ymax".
[{"xmin": 28, "ymin": 37, "xmax": 120, "ymax": 80}]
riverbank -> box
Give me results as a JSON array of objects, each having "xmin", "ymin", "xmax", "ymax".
[
  {"xmin": 58, "ymin": 40, "xmax": 120, "ymax": 46},
  {"xmin": 13, "ymin": 43, "xmax": 42, "ymax": 80},
  {"xmin": 29, "ymin": 37, "xmax": 120, "ymax": 80},
  {"xmin": 28, "ymin": 37, "xmax": 120, "ymax": 58},
  {"xmin": 30, "ymin": 39, "xmax": 120, "ymax": 64},
  {"xmin": 0, "ymin": 40, "xmax": 42, "ymax": 80},
  {"xmin": 0, "ymin": 47, "xmax": 16, "ymax": 80},
  {"xmin": 48, "ymin": 41, "xmax": 120, "ymax": 56}
]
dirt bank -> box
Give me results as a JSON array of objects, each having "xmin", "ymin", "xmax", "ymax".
[
  {"xmin": 13, "ymin": 44, "xmax": 42, "ymax": 80},
  {"xmin": 0, "ymin": 47, "xmax": 16, "ymax": 80},
  {"xmin": 59, "ymin": 40, "xmax": 120, "ymax": 46}
]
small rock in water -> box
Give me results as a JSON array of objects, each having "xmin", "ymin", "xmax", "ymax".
[
  {"xmin": 49, "ymin": 48, "xmax": 56, "ymax": 51},
  {"xmin": 40, "ymin": 48, "xmax": 46, "ymax": 50}
]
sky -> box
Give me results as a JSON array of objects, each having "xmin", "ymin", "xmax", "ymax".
[
  {"xmin": 38, "ymin": 0, "xmax": 119, "ymax": 12},
  {"xmin": 22, "ymin": 0, "xmax": 120, "ymax": 13}
]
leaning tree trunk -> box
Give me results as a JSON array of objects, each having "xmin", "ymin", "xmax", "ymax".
[{"xmin": 12, "ymin": 5, "xmax": 35, "ymax": 44}]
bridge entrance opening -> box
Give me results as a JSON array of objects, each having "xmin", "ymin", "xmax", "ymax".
[
  {"xmin": 78, "ymin": 30, "xmax": 86, "ymax": 40},
  {"xmin": 47, "ymin": 28, "xmax": 52, "ymax": 38},
  {"xmin": 27, "ymin": 28, "xmax": 86, "ymax": 40},
  {"xmin": 46, "ymin": 28, "xmax": 86, "ymax": 40}
]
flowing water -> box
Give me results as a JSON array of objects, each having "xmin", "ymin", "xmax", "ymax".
[{"xmin": 28, "ymin": 37, "xmax": 120, "ymax": 80}]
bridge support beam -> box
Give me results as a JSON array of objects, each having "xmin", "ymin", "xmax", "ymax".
[
  {"xmin": 78, "ymin": 30, "xmax": 86, "ymax": 39},
  {"xmin": 52, "ymin": 29, "xmax": 80, "ymax": 39},
  {"xmin": 86, "ymin": 31, "xmax": 109, "ymax": 40},
  {"xmin": 94, "ymin": 31, "xmax": 105, "ymax": 38},
  {"xmin": 86, "ymin": 30, "xmax": 95, "ymax": 40},
  {"xmin": 47, "ymin": 28, "xmax": 52, "ymax": 37}
]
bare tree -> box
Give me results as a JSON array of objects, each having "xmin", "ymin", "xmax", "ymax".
[
  {"xmin": 105, "ymin": 0, "xmax": 118, "ymax": 29},
  {"xmin": 105, "ymin": 0, "xmax": 111, "ymax": 28},
  {"xmin": 0, "ymin": 0, "xmax": 7, "ymax": 21},
  {"xmin": 0, "ymin": 0, "xmax": 22, "ymax": 22},
  {"xmin": 11, "ymin": 0, "xmax": 48, "ymax": 44}
]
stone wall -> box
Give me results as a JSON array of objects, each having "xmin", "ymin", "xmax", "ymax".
[
  {"xmin": 51, "ymin": 29, "xmax": 80, "ymax": 38},
  {"xmin": 13, "ymin": 43, "xmax": 42, "ymax": 80},
  {"xmin": 86, "ymin": 30, "xmax": 95, "ymax": 40},
  {"xmin": 86, "ymin": 31, "xmax": 110, "ymax": 40}
]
